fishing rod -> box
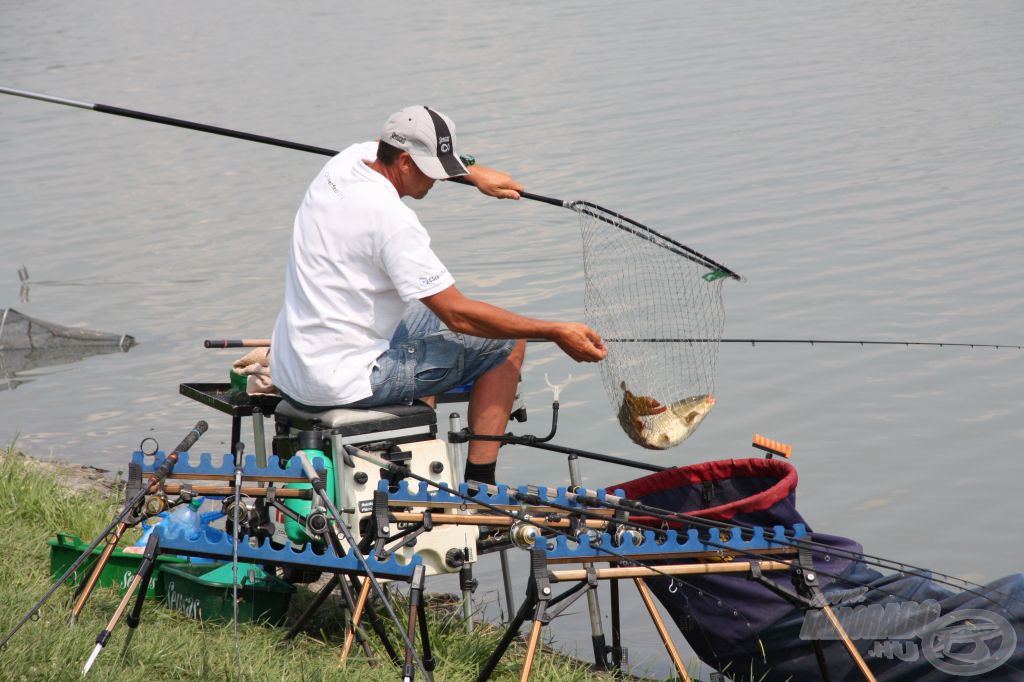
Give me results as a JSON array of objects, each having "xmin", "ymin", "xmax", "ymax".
[
  {"xmin": 343, "ymin": 446, "xmax": 765, "ymax": 629},
  {"xmin": 345, "ymin": 443, "xmax": 940, "ymax": 680},
  {"xmin": 567, "ymin": 485, "xmax": 1024, "ymax": 616},
  {"xmin": 0, "ymin": 85, "xmax": 738, "ymax": 278},
  {"xmin": 452, "ymin": 403, "xmax": 1024, "ymax": 622},
  {"xmin": 507, "ymin": 480, "xmax": 1024, "ymax": 645},
  {"xmin": 0, "ymin": 420, "xmax": 208, "ymax": 653},
  {"xmin": 203, "ymin": 337, "xmax": 1024, "ymax": 351},
  {"xmin": 538, "ymin": 338, "xmax": 1023, "ymax": 349}
]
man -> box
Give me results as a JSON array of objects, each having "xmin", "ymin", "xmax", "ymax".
[{"xmin": 271, "ymin": 106, "xmax": 606, "ymax": 485}]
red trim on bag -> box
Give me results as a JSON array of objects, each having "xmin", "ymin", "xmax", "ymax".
[{"xmin": 609, "ymin": 457, "xmax": 798, "ymax": 523}]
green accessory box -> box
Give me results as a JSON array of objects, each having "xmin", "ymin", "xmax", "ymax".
[
  {"xmin": 48, "ymin": 532, "xmax": 188, "ymax": 599},
  {"xmin": 160, "ymin": 562, "xmax": 295, "ymax": 624}
]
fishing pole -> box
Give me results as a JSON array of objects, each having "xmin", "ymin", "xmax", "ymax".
[
  {"xmin": 567, "ymin": 485, "xmax": 1024, "ymax": 616},
  {"xmin": 0, "ymin": 85, "xmax": 739, "ymax": 278},
  {"xmin": 0, "ymin": 420, "xmax": 208, "ymax": 653},
  {"xmin": 509, "ymin": 481, "xmax": 1023, "ymax": 644},
  {"xmin": 344, "ymin": 442, "xmax": 906, "ymax": 680},
  {"xmin": 346, "ymin": 443, "xmax": 935, "ymax": 678},
  {"xmin": 203, "ymin": 337, "xmax": 1024, "ymax": 351},
  {"xmin": 531, "ymin": 338, "xmax": 1024, "ymax": 349}
]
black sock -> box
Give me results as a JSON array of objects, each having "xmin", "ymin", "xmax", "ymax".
[{"xmin": 463, "ymin": 461, "xmax": 496, "ymax": 486}]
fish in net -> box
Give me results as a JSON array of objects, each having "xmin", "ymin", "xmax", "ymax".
[
  {"xmin": 0, "ymin": 308, "xmax": 135, "ymax": 352},
  {"xmin": 575, "ymin": 202, "xmax": 740, "ymax": 450}
]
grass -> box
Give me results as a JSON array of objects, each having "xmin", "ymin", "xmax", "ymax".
[{"xmin": 0, "ymin": 446, "xmax": 616, "ymax": 681}]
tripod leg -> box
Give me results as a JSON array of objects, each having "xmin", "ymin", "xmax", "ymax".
[
  {"xmin": 519, "ymin": 617, "xmax": 545, "ymax": 682},
  {"xmin": 416, "ymin": 586, "xmax": 436, "ymax": 674},
  {"xmin": 402, "ymin": 565, "xmax": 426, "ymax": 682},
  {"xmin": 634, "ymin": 578, "xmax": 692, "ymax": 682},
  {"xmin": 82, "ymin": 534, "xmax": 159, "ymax": 676},
  {"xmin": 282, "ymin": 573, "xmax": 340, "ymax": 642},
  {"xmin": 822, "ymin": 604, "xmax": 876, "ymax": 681},
  {"xmin": 476, "ymin": 592, "xmax": 537, "ymax": 682},
  {"xmin": 336, "ymin": 572, "xmax": 375, "ymax": 663},
  {"xmin": 354, "ymin": 576, "xmax": 401, "ymax": 666},
  {"xmin": 340, "ymin": 577, "xmax": 373, "ymax": 664},
  {"xmin": 120, "ymin": 535, "xmax": 160, "ymax": 659},
  {"xmin": 72, "ymin": 522, "xmax": 128, "ymax": 621},
  {"xmin": 610, "ymin": 578, "xmax": 623, "ymax": 671}
]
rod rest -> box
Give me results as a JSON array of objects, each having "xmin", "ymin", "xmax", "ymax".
[
  {"xmin": 130, "ymin": 451, "xmax": 328, "ymax": 481},
  {"xmin": 382, "ymin": 480, "xmax": 625, "ymax": 509},
  {"xmin": 153, "ymin": 524, "xmax": 419, "ymax": 580},
  {"xmin": 542, "ymin": 523, "xmax": 808, "ymax": 560}
]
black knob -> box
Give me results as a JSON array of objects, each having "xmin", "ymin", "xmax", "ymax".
[
  {"xmin": 430, "ymin": 461, "xmax": 444, "ymax": 475},
  {"xmin": 445, "ymin": 547, "xmax": 466, "ymax": 568},
  {"xmin": 353, "ymin": 471, "xmax": 369, "ymax": 485}
]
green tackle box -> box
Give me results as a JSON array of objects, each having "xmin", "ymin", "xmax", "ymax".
[
  {"xmin": 48, "ymin": 532, "xmax": 189, "ymax": 599},
  {"xmin": 160, "ymin": 562, "xmax": 295, "ymax": 624}
]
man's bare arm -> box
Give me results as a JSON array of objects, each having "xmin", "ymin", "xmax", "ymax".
[
  {"xmin": 421, "ymin": 285, "xmax": 606, "ymax": 363},
  {"xmin": 463, "ymin": 165, "xmax": 524, "ymax": 200}
]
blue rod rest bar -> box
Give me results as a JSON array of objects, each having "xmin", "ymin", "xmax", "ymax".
[
  {"xmin": 153, "ymin": 525, "xmax": 418, "ymax": 580},
  {"xmin": 543, "ymin": 523, "xmax": 808, "ymax": 561},
  {"xmin": 131, "ymin": 451, "xmax": 325, "ymax": 481}
]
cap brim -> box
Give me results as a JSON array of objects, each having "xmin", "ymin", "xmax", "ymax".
[{"xmin": 411, "ymin": 153, "xmax": 469, "ymax": 180}]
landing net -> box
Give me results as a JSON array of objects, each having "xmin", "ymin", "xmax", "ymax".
[
  {"xmin": 576, "ymin": 202, "xmax": 740, "ymax": 450},
  {"xmin": 0, "ymin": 308, "xmax": 135, "ymax": 352}
]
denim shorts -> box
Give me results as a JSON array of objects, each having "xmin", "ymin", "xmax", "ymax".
[{"xmin": 345, "ymin": 304, "xmax": 516, "ymax": 408}]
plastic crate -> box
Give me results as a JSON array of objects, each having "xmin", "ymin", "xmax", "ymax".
[
  {"xmin": 161, "ymin": 562, "xmax": 295, "ymax": 624},
  {"xmin": 48, "ymin": 532, "xmax": 189, "ymax": 599}
]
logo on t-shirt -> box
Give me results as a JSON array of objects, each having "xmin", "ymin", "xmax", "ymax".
[{"xmin": 419, "ymin": 273, "xmax": 443, "ymax": 288}]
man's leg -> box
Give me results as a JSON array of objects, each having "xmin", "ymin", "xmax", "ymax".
[{"xmin": 463, "ymin": 339, "xmax": 525, "ymax": 484}]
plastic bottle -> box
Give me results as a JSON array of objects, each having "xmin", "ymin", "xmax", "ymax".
[
  {"xmin": 166, "ymin": 498, "xmax": 203, "ymax": 540},
  {"xmin": 132, "ymin": 512, "xmax": 168, "ymax": 547}
]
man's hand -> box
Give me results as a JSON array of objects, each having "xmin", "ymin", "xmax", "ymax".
[
  {"xmin": 552, "ymin": 323, "xmax": 607, "ymax": 363},
  {"xmin": 466, "ymin": 165, "xmax": 524, "ymax": 200}
]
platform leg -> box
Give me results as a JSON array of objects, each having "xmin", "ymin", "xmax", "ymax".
[
  {"xmin": 499, "ymin": 549, "xmax": 515, "ymax": 619},
  {"xmin": 402, "ymin": 564, "xmax": 428, "ymax": 682},
  {"xmin": 476, "ymin": 591, "xmax": 536, "ymax": 682},
  {"xmin": 340, "ymin": 577, "xmax": 373, "ymax": 664},
  {"xmin": 416, "ymin": 584, "xmax": 436, "ymax": 674},
  {"xmin": 635, "ymin": 578, "xmax": 691, "ymax": 682},
  {"xmin": 823, "ymin": 604, "xmax": 876, "ymax": 682},
  {"xmin": 567, "ymin": 454, "xmax": 608, "ymax": 670},
  {"xmin": 284, "ymin": 575, "xmax": 340, "ymax": 642},
  {"xmin": 610, "ymin": 577, "xmax": 623, "ymax": 671}
]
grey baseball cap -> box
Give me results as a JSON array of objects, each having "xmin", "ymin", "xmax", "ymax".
[{"xmin": 381, "ymin": 106, "xmax": 469, "ymax": 180}]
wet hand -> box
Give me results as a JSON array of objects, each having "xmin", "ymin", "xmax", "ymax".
[
  {"xmin": 467, "ymin": 165, "xmax": 524, "ymax": 200},
  {"xmin": 554, "ymin": 323, "xmax": 607, "ymax": 363}
]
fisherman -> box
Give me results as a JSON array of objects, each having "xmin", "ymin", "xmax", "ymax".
[{"xmin": 270, "ymin": 106, "xmax": 607, "ymax": 485}]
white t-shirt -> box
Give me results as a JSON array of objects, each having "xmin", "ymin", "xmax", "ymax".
[{"xmin": 270, "ymin": 141, "xmax": 455, "ymax": 406}]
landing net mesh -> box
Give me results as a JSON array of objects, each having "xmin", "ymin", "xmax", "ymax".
[
  {"xmin": 0, "ymin": 308, "xmax": 135, "ymax": 352},
  {"xmin": 576, "ymin": 202, "xmax": 738, "ymax": 450}
]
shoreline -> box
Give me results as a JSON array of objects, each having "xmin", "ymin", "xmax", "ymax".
[{"xmin": 0, "ymin": 447, "xmax": 121, "ymax": 497}]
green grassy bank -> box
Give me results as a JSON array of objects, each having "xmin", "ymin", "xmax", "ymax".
[{"xmin": 0, "ymin": 447, "xmax": 610, "ymax": 681}]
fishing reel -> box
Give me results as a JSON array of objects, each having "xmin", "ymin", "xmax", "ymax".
[
  {"xmin": 142, "ymin": 495, "xmax": 168, "ymax": 517},
  {"xmin": 510, "ymin": 521, "xmax": 541, "ymax": 549},
  {"xmin": 613, "ymin": 526, "xmax": 644, "ymax": 548},
  {"xmin": 222, "ymin": 494, "xmax": 270, "ymax": 538},
  {"xmin": 304, "ymin": 506, "xmax": 331, "ymax": 539}
]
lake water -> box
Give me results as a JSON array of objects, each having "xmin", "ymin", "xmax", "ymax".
[{"xmin": 2, "ymin": 2, "xmax": 1023, "ymax": 678}]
